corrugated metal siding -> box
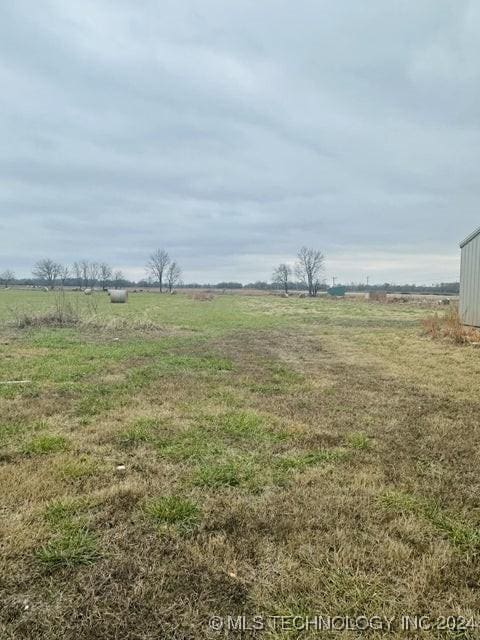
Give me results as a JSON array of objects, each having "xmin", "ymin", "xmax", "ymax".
[{"xmin": 460, "ymin": 232, "xmax": 480, "ymax": 326}]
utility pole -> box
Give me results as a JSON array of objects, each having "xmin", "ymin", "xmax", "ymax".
[{"xmin": 332, "ymin": 276, "xmax": 336, "ymax": 287}]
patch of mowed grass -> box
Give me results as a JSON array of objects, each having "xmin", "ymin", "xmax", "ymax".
[
  {"xmin": 54, "ymin": 457, "xmax": 98, "ymax": 480},
  {"xmin": 36, "ymin": 528, "xmax": 99, "ymax": 570},
  {"xmin": 209, "ymin": 411, "xmax": 288, "ymax": 443},
  {"xmin": 124, "ymin": 354, "xmax": 233, "ymax": 387},
  {"xmin": 74, "ymin": 378, "xmax": 150, "ymax": 418},
  {"xmin": 161, "ymin": 354, "xmax": 233, "ymax": 372},
  {"xmin": 192, "ymin": 459, "xmax": 259, "ymax": 489},
  {"xmin": 0, "ymin": 423, "xmax": 18, "ymax": 448},
  {"xmin": 22, "ymin": 434, "xmax": 68, "ymax": 455},
  {"xmin": 268, "ymin": 363, "xmax": 304, "ymax": 384},
  {"xmin": 44, "ymin": 498, "xmax": 87, "ymax": 526},
  {"xmin": 156, "ymin": 426, "xmax": 227, "ymax": 462},
  {"xmin": 275, "ymin": 448, "xmax": 349, "ymax": 471},
  {"xmin": 119, "ymin": 417, "xmax": 160, "ymax": 446},
  {"xmin": 345, "ymin": 432, "xmax": 371, "ymax": 450},
  {"xmin": 38, "ymin": 497, "xmax": 98, "ymax": 570},
  {"xmin": 71, "ymin": 354, "xmax": 233, "ymax": 420},
  {"xmin": 144, "ymin": 496, "xmax": 200, "ymax": 531},
  {"xmin": 379, "ymin": 491, "xmax": 480, "ymax": 551},
  {"xmin": 74, "ymin": 384, "xmax": 121, "ymax": 417},
  {"xmin": 1, "ymin": 419, "xmax": 50, "ymax": 459},
  {"xmin": 248, "ymin": 381, "xmax": 284, "ymax": 396},
  {"xmin": 249, "ymin": 363, "xmax": 306, "ymax": 396},
  {"xmin": 0, "ymin": 382, "xmax": 40, "ymax": 399},
  {"xmin": 4, "ymin": 291, "xmax": 476, "ymax": 630}
]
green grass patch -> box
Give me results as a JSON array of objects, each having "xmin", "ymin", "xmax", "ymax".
[
  {"xmin": 275, "ymin": 448, "xmax": 348, "ymax": 471},
  {"xmin": 161, "ymin": 354, "xmax": 233, "ymax": 372},
  {"xmin": 249, "ymin": 363, "xmax": 305, "ymax": 396},
  {"xmin": 345, "ymin": 432, "xmax": 371, "ymax": 450},
  {"xmin": 144, "ymin": 496, "xmax": 200, "ymax": 530},
  {"xmin": 124, "ymin": 354, "xmax": 234, "ymax": 384},
  {"xmin": 74, "ymin": 385, "xmax": 119, "ymax": 417},
  {"xmin": 379, "ymin": 491, "xmax": 480, "ymax": 550},
  {"xmin": 248, "ymin": 382, "xmax": 284, "ymax": 395},
  {"xmin": 0, "ymin": 383, "xmax": 41, "ymax": 400},
  {"xmin": 119, "ymin": 418, "xmax": 160, "ymax": 446},
  {"xmin": 0, "ymin": 420, "xmax": 31, "ymax": 446},
  {"xmin": 44, "ymin": 498, "xmax": 86, "ymax": 526},
  {"xmin": 192, "ymin": 460, "xmax": 257, "ymax": 489},
  {"xmin": 210, "ymin": 411, "xmax": 287, "ymax": 442},
  {"xmin": 268, "ymin": 364, "xmax": 304, "ymax": 384},
  {"xmin": 54, "ymin": 457, "xmax": 98, "ymax": 479},
  {"xmin": 156, "ymin": 428, "xmax": 225, "ymax": 462},
  {"xmin": 37, "ymin": 528, "xmax": 99, "ymax": 570},
  {"xmin": 23, "ymin": 434, "xmax": 68, "ymax": 455}
]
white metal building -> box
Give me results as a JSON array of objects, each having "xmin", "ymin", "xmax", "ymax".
[{"xmin": 460, "ymin": 226, "xmax": 480, "ymax": 327}]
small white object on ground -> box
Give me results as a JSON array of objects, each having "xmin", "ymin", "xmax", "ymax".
[
  {"xmin": 116, "ymin": 464, "xmax": 126, "ymax": 472},
  {"xmin": 0, "ymin": 380, "xmax": 31, "ymax": 385}
]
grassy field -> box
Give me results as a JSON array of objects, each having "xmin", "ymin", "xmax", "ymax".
[{"xmin": 1, "ymin": 290, "xmax": 480, "ymax": 639}]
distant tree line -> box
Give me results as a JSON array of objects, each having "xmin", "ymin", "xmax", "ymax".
[
  {"xmin": 0, "ymin": 246, "xmax": 460, "ymax": 295},
  {"xmin": 24, "ymin": 259, "xmax": 128, "ymax": 290},
  {"xmin": 0, "ymin": 250, "xmax": 183, "ymax": 293}
]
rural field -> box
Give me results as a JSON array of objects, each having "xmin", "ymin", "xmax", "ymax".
[{"xmin": 1, "ymin": 290, "xmax": 479, "ymax": 639}]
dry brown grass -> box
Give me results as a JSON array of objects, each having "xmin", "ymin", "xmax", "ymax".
[
  {"xmin": 190, "ymin": 292, "xmax": 215, "ymax": 302},
  {"xmin": 422, "ymin": 305, "xmax": 480, "ymax": 344},
  {"xmin": 10, "ymin": 297, "xmax": 81, "ymax": 328},
  {"xmin": 367, "ymin": 291, "xmax": 388, "ymax": 302}
]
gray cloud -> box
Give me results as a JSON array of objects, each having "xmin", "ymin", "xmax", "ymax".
[{"xmin": 1, "ymin": 0, "xmax": 479, "ymax": 283}]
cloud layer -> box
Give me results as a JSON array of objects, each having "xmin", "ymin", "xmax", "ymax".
[{"xmin": 1, "ymin": 0, "xmax": 479, "ymax": 283}]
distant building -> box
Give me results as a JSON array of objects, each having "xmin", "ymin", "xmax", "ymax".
[{"xmin": 460, "ymin": 227, "xmax": 480, "ymax": 327}]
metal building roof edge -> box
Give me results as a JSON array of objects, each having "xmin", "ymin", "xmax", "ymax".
[{"xmin": 460, "ymin": 226, "xmax": 480, "ymax": 248}]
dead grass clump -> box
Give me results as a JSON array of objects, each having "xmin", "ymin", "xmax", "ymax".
[
  {"xmin": 368, "ymin": 291, "xmax": 388, "ymax": 302},
  {"xmin": 11, "ymin": 296, "xmax": 81, "ymax": 328},
  {"xmin": 422, "ymin": 306, "xmax": 480, "ymax": 344},
  {"xmin": 191, "ymin": 292, "xmax": 215, "ymax": 302},
  {"xmin": 82, "ymin": 315, "xmax": 161, "ymax": 331}
]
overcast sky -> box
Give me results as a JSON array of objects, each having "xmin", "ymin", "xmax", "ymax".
[{"xmin": 1, "ymin": 1, "xmax": 479, "ymax": 284}]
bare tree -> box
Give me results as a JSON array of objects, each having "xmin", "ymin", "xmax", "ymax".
[
  {"xmin": 146, "ymin": 249, "xmax": 170, "ymax": 293},
  {"xmin": 272, "ymin": 263, "xmax": 292, "ymax": 294},
  {"xmin": 59, "ymin": 265, "xmax": 70, "ymax": 289},
  {"xmin": 88, "ymin": 262, "xmax": 100, "ymax": 288},
  {"xmin": 80, "ymin": 260, "xmax": 90, "ymax": 289},
  {"xmin": 166, "ymin": 261, "xmax": 182, "ymax": 292},
  {"xmin": 99, "ymin": 263, "xmax": 112, "ymax": 290},
  {"xmin": 113, "ymin": 270, "xmax": 124, "ymax": 289},
  {"xmin": 295, "ymin": 247, "xmax": 325, "ymax": 297},
  {"xmin": 73, "ymin": 261, "xmax": 82, "ymax": 287},
  {"xmin": 32, "ymin": 258, "xmax": 61, "ymax": 289},
  {"xmin": 0, "ymin": 270, "xmax": 15, "ymax": 288}
]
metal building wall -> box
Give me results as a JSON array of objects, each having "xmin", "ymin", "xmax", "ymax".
[{"xmin": 460, "ymin": 230, "xmax": 480, "ymax": 327}]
